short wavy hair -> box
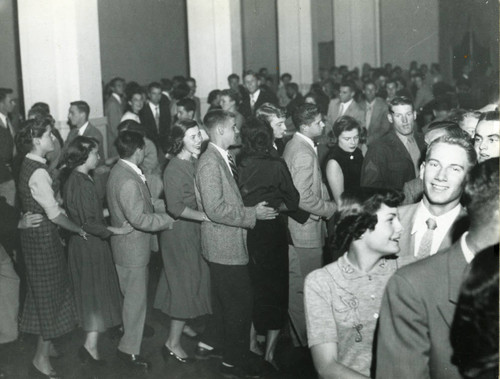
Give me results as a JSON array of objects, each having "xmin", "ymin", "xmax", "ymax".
[
  {"xmin": 167, "ymin": 119, "xmax": 199, "ymax": 156},
  {"xmin": 330, "ymin": 188, "xmax": 404, "ymax": 252},
  {"xmin": 240, "ymin": 117, "xmax": 273, "ymax": 156}
]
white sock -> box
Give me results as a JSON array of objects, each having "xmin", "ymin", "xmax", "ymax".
[
  {"xmin": 198, "ymin": 342, "xmax": 213, "ymax": 350},
  {"xmin": 222, "ymin": 362, "xmax": 234, "ymax": 367}
]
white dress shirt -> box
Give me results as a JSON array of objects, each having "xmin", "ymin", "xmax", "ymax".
[
  {"xmin": 250, "ymin": 90, "xmax": 261, "ymax": 108},
  {"xmin": 460, "ymin": 232, "xmax": 475, "ymax": 264},
  {"xmin": 411, "ymin": 201, "xmax": 462, "ymax": 257},
  {"xmin": 339, "ymin": 98, "xmax": 353, "ymax": 116},
  {"xmin": 77, "ymin": 121, "xmax": 89, "ymax": 136},
  {"xmin": 112, "ymin": 93, "xmax": 122, "ymax": 104}
]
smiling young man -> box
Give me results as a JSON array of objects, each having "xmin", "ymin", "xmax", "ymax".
[
  {"xmin": 361, "ymin": 96, "xmax": 425, "ymax": 190},
  {"xmin": 396, "ymin": 135, "xmax": 476, "ymax": 266},
  {"xmin": 474, "ymin": 110, "xmax": 500, "ymax": 163}
]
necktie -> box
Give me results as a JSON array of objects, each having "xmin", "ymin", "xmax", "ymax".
[
  {"xmin": 405, "ymin": 136, "xmax": 421, "ymax": 175},
  {"xmin": 250, "ymin": 95, "xmax": 256, "ymax": 111},
  {"xmin": 154, "ymin": 106, "xmax": 160, "ymax": 131},
  {"xmin": 365, "ymin": 104, "xmax": 373, "ymax": 128},
  {"xmin": 416, "ymin": 218, "xmax": 437, "ymax": 259},
  {"xmin": 339, "ymin": 103, "xmax": 345, "ymax": 116},
  {"xmin": 227, "ymin": 153, "xmax": 239, "ymax": 182}
]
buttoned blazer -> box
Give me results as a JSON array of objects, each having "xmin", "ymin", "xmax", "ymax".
[
  {"xmin": 326, "ymin": 98, "xmax": 366, "ymax": 135},
  {"xmin": 106, "ymin": 160, "xmax": 173, "ymax": 267},
  {"xmin": 376, "ymin": 241, "xmax": 467, "ymax": 379},
  {"xmin": 396, "ymin": 203, "xmax": 468, "ymax": 267},
  {"xmin": 282, "ymin": 134, "xmax": 335, "ymax": 248},
  {"xmin": 139, "ymin": 101, "xmax": 171, "ymax": 152},
  {"xmin": 360, "ymin": 129, "xmax": 425, "ymax": 190},
  {"xmin": 195, "ymin": 143, "xmax": 256, "ymax": 265},
  {"xmin": 359, "ymin": 97, "xmax": 391, "ymax": 145},
  {"xmin": 104, "ymin": 95, "xmax": 125, "ymax": 158},
  {"xmin": 239, "ymin": 89, "xmax": 279, "ymax": 119}
]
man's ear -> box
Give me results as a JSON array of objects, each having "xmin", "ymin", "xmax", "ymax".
[
  {"xmin": 217, "ymin": 125, "xmax": 224, "ymax": 135},
  {"xmin": 419, "ymin": 162, "xmax": 426, "ymax": 180},
  {"xmin": 387, "ymin": 113, "xmax": 393, "ymax": 123},
  {"xmin": 412, "ymin": 111, "xmax": 417, "ymax": 120}
]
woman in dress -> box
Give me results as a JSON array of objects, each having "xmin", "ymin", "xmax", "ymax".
[
  {"xmin": 61, "ymin": 136, "xmax": 133, "ymax": 365},
  {"xmin": 304, "ymin": 188, "xmax": 403, "ymax": 378},
  {"xmin": 324, "ymin": 116, "xmax": 364, "ymax": 206},
  {"xmin": 154, "ymin": 119, "xmax": 211, "ymax": 363},
  {"xmin": 238, "ymin": 117, "xmax": 300, "ymax": 369},
  {"xmin": 16, "ymin": 117, "xmax": 86, "ymax": 378},
  {"xmin": 121, "ymin": 85, "xmax": 145, "ymax": 123}
]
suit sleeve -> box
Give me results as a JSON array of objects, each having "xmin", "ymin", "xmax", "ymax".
[
  {"xmin": 375, "ymin": 273, "xmax": 431, "ymax": 379},
  {"xmin": 118, "ymin": 179, "xmax": 173, "ymax": 232},
  {"xmin": 289, "ymin": 151, "xmax": 335, "ymax": 218},
  {"xmin": 196, "ymin": 160, "xmax": 256, "ymax": 229},
  {"xmin": 360, "ymin": 145, "xmax": 387, "ymax": 188}
]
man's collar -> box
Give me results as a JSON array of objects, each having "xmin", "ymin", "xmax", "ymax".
[
  {"xmin": 112, "ymin": 93, "xmax": 122, "ymax": 103},
  {"xmin": 411, "ymin": 200, "xmax": 462, "ymax": 234},
  {"xmin": 460, "ymin": 232, "xmax": 475, "ymax": 263},
  {"xmin": 342, "ymin": 98, "xmax": 354, "ymax": 108}
]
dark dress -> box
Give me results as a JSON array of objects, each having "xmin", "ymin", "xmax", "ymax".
[
  {"xmin": 324, "ymin": 145, "xmax": 364, "ymax": 198},
  {"xmin": 238, "ymin": 153, "xmax": 300, "ymax": 332},
  {"xmin": 63, "ymin": 171, "xmax": 122, "ymax": 332},
  {"xmin": 18, "ymin": 156, "xmax": 76, "ymax": 339},
  {"xmin": 154, "ymin": 157, "xmax": 211, "ymax": 319}
]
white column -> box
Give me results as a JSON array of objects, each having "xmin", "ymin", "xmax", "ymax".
[
  {"xmin": 277, "ymin": 0, "xmax": 314, "ymax": 93},
  {"xmin": 17, "ymin": 0, "xmax": 106, "ymax": 146},
  {"xmin": 334, "ymin": 0, "xmax": 381, "ymax": 69},
  {"xmin": 186, "ymin": 0, "xmax": 243, "ymax": 117}
]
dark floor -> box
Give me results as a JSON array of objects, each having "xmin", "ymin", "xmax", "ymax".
[{"xmin": 0, "ymin": 253, "xmax": 317, "ymax": 379}]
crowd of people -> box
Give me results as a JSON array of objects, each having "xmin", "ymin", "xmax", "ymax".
[{"xmin": 0, "ymin": 59, "xmax": 498, "ymax": 379}]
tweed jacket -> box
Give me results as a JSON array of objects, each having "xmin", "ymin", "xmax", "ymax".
[
  {"xmin": 195, "ymin": 143, "xmax": 256, "ymax": 265},
  {"xmin": 396, "ymin": 202, "xmax": 468, "ymax": 267},
  {"xmin": 282, "ymin": 134, "xmax": 335, "ymax": 248},
  {"xmin": 107, "ymin": 160, "xmax": 173, "ymax": 267},
  {"xmin": 376, "ymin": 241, "xmax": 468, "ymax": 379}
]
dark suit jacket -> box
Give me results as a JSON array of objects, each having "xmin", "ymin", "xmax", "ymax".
[
  {"xmin": 139, "ymin": 101, "xmax": 171, "ymax": 153},
  {"xmin": 64, "ymin": 123, "xmax": 105, "ymax": 166},
  {"xmin": 239, "ymin": 89, "xmax": 279, "ymax": 119},
  {"xmin": 359, "ymin": 97, "xmax": 391, "ymax": 145},
  {"xmin": 195, "ymin": 143, "xmax": 256, "ymax": 265},
  {"xmin": 397, "ymin": 203, "xmax": 468, "ymax": 266},
  {"xmin": 376, "ymin": 241, "xmax": 467, "ymax": 379},
  {"xmin": 0, "ymin": 117, "xmax": 14, "ymax": 183},
  {"xmin": 360, "ymin": 129, "xmax": 425, "ymax": 190}
]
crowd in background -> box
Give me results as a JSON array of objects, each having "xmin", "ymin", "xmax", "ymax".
[{"xmin": 0, "ymin": 58, "xmax": 498, "ymax": 379}]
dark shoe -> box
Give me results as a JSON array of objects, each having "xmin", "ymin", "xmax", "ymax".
[
  {"xmin": 78, "ymin": 346, "xmax": 106, "ymax": 366},
  {"xmin": 29, "ymin": 364, "xmax": 61, "ymax": 379},
  {"xmin": 143, "ymin": 324, "xmax": 155, "ymax": 339},
  {"xmin": 116, "ymin": 350, "xmax": 151, "ymax": 370},
  {"xmin": 161, "ymin": 345, "xmax": 194, "ymax": 364},
  {"xmin": 219, "ymin": 363, "xmax": 263, "ymax": 379},
  {"xmin": 195, "ymin": 345, "xmax": 224, "ymax": 360}
]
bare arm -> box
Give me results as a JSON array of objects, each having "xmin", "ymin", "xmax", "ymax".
[
  {"xmin": 311, "ymin": 343, "xmax": 369, "ymax": 379},
  {"xmin": 325, "ymin": 159, "xmax": 344, "ymax": 206}
]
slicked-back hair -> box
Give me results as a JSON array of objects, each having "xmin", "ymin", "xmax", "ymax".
[
  {"xmin": 110, "ymin": 77, "xmax": 125, "ymax": 88},
  {"xmin": 220, "ymin": 89, "xmax": 241, "ymax": 105},
  {"xmin": 340, "ymin": 80, "xmax": 356, "ymax": 92},
  {"xmin": 463, "ymin": 158, "xmax": 499, "ymax": 224},
  {"xmin": 115, "ymin": 129, "xmax": 145, "ymax": 159},
  {"xmin": 177, "ymin": 97, "xmax": 196, "ymax": 113},
  {"xmin": 70, "ymin": 100, "xmax": 90, "ymax": 119},
  {"xmin": 478, "ymin": 110, "xmax": 499, "ymax": 123},
  {"xmin": 0, "ymin": 88, "xmax": 13, "ymax": 103},
  {"xmin": 388, "ymin": 96, "xmax": 413, "ymax": 114},
  {"xmin": 203, "ymin": 109, "xmax": 235, "ymax": 132},
  {"xmin": 147, "ymin": 82, "xmax": 162, "ymax": 93},
  {"xmin": 241, "ymin": 117, "xmax": 273, "ymax": 156},
  {"xmin": 255, "ymin": 103, "xmax": 286, "ymax": 122},
  {"xmin": 330, "ymin": 187, "xmax": 404, "ymax": 252},
  {"xmin": 425, "ymin": 135, "xmax": 477, "ymax": 167},
  {"xmin": 243, "ymin": 70, "xmax": 257, "ymax": 80},
  {"xmin": 292, "ymin": 103, "xmax": 320, "ymax": 130},
  {"xmin": 228, "ymin": 73, "xmax": 240, "ymax": 81}
]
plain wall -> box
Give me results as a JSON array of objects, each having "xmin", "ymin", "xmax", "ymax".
[
  {"xmin": 0, "ymin": 0, "xmax": 20, "ymax": 98},
  {"xmin": 380, "ymin": 0, "xmax": 439, "ymax": 69},
  {"xmin": 311, "ymin": 0, "xmax": 334, "ymax": 81},
  {"xmin": 241, "ymin": 0, "xmax": 278, "ymax": 78},
  {"xmin": 98, "ymin": 0, "xmax": 189, "ymax": 86}
]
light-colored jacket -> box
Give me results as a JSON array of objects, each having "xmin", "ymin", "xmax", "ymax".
[
  {"xmin": 107, "ymin": 159, "xmax": 173, "ymax": 267},
  {"xmin": 195, "ymin": 143, "xmax": 256, "ymax": 265},
  {"xmin": 283, "ymin": 134, "xmax": 335, "ymax": 248}
]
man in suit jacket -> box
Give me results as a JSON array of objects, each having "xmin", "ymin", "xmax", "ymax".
[
  {"xmin": 107, "ymin": 127, "xmax": 174, "ymax": 370},
  {"xmin": 239, "ymin": 70, "xmax": 279, "ymax": 120},
  {"xmin": 397, "ymin": 136, "xmax": 476, "ymax": 266},
  {"xmin": 194, "ymin": 110, "xmax": 276, "ymax": 378},
  {"xmin": 139, "ymin": 82, "xmax": 171, "ymax": 154},
  {"xmin": 0, "ymin": 88, "xmax": 16, "ymax": 206},
  {"xmin": 283, "ymin": 104, "xmax": 336, "ymax": 346},
  {"xmin": 360, "ymin": 81, "xmax": 391, "ymax": 145},
  {"xmin": 376, "ymin": 159, "xmax": 499, "ymax": 379},
  {"xmin": 104, "ymin": 77, "xmax": 126, "ymax": 158},
  {"xmin": 326, "ymin": 80, "xmax": 365, "ymax": 135},
  {"xmin": 361, "ymin": 96, "xmax": 425, "ymax": 190}
]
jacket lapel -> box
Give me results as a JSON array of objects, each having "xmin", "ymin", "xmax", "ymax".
[
  {"xmin": 116, "ymin": 160, "xmax": 152, "ymax": 208},
  {"xmin": 207, "ymin": 144, "xmax": 242, "ymax": 197},
  {"xmin": 388, "ymin": 130, "xmax": 413, "ymax": 164}
]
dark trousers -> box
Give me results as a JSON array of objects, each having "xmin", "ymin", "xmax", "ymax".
[{"xmin": 202, "ymin": 262, "xmax": 253, "ymax": 366}]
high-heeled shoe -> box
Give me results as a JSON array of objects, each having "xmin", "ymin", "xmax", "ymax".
[
  {"xmin": 29, "ymin": 364, "xmax": 61, "ymax": 379},
  {"xmin": 78, "ymin": 346, "xmax": 106, "ymax": 366},
  {"xmin": 161, "ymin": 345, "xmax": 194, "ymax": 364}
]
